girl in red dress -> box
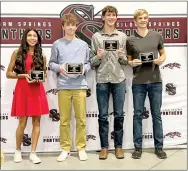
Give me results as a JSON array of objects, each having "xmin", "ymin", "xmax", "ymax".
[{"xmin": 6, "ymin": 28, "xmax": 49, "ymax": 164}]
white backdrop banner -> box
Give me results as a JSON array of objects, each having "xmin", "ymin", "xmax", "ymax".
[{"xmin": 1, "ymin": 1, "xmax": 187, "ymax": 152}]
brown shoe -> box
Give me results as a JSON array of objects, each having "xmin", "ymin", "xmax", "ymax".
[
  {"xmin": 115, "ymin": 148, "xmax": 124, "ymax": 159},
  {"xmin": 99, "ymin": 148, "xmax": 108, "ymax": 160}
]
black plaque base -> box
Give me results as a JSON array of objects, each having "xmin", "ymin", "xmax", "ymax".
[
  {"xmin": 66, "ymin": 63, "xmax": 83, "ymax": 74},
  {"xmin": 140, "ymin": 52, "xmax": 154, "ymax": 63},
  {"xmin": 29, "ymin": 70, "xmax": 44, "ymax": 81},
  {"xmin": 103, "ymin": 40, "xmax": 119, "ymax": 51}
]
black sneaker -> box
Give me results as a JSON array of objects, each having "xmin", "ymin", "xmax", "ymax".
[
  {"xmin": 155, "ymin": 148, "xmax": 167, "ymax": 159},
  {"xmin": 132, "ymin": 148, "xmax": 142, "ymax": 159}
]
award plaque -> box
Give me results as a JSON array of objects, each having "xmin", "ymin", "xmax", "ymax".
[
  {"xmin": 66, "ymin": 63, "xmax": 83, "ymax": 74},
  {"xmin": 103, "ymin": 40, "xmax": 119, "ymax": 51},
  {"xmin": 29, "ymin": 70, "xmax": 45, "ymax": 81},
  {"xmin": 139, "ymin": 52, "xmax": 154, "ymax": 63}
]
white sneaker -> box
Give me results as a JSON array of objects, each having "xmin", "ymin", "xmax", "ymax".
[
  {"xmin": 78, "ymin": 150, "xmax": 88, "ymax": 161},
  {"xmin": 57, "ymin": 150, "xmax": 70, "ymax": 162},
  {"xmin": 29, "ymin": 152, "xmax": 41, "ymax": 164},
  {"xmin": 13, "ymin": 150, "xmax": 22, "ymax": 163}
]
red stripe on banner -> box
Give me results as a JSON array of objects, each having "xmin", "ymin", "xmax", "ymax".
[{"xmin": 0, "ymin": 17, "xmax": 187, "ymax": 44}]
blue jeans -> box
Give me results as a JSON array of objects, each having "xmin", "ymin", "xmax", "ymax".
[
  {"xmin": 96, "ymin": 80, "xmax": 126, "ymax": 148},
  {"xmin": 132, "ymin": 82, "xmax": 164, "ymax": 148}
]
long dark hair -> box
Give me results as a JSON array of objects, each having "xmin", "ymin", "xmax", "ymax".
[{"xmin": 14, "ymin": 28, "xmax": 43, "ymax": 74}]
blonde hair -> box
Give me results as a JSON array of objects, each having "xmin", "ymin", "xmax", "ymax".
[
  {"xmin": 61, "ymin": 13, "xmax": 78, "ymax": 26},
  {"xmin": 133, "ymin": 9, "xmax": 148, "ymax": 20}
]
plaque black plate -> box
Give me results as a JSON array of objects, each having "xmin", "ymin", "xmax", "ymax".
[
  {"xmin": 140, "ymin": 52, "xmax": 154, "ymax": 63},
  {"xmin": 103, "ymin": 40, "xmax": 119, "ymax": 51},
  {"xmin": 30, "ymin": 70, "xmax": 44, "ymax": 81},
  {"xmin": 66, "ymin": 63, "xmax": 83, "ymax": 74}
]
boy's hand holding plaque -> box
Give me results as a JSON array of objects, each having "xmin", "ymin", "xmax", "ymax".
[
  {"xmin": 66, "ymin": 63, "xmax": 83, "ymax": 74},
  {"xmin": 139, "ymin": 52, "xmax": 154, "ymax": 63},
  {"xmin": 103, "ymin": 40, "xmax": 119, "ymax": 51}
]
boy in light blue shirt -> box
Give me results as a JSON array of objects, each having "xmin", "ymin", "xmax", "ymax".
[{"xmin": 49, "ymin": 13, "xmax": 91, "ymax": 162}]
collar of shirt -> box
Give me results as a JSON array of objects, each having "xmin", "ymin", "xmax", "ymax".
[{"xmin": 100, "ymin": 28, "xmax": 119, "ymax": 36}]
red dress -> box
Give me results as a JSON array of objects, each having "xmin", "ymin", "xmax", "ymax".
[{"xmin": 11, "ymin": 53, "xmax": 49, "ymax": 117}]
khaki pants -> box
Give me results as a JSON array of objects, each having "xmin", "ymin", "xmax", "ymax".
[{"xmin": 58, "ymin": 89, "xmax": 86, "ymax": 151}]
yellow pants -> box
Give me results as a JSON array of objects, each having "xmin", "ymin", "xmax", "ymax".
[
  {"xmin": 58, "ymin": 89, "xmax": 87, "ymax": 151},
  {"xmin": 0, "ymin": 150, "xmax": 4, "ymax": 165}
]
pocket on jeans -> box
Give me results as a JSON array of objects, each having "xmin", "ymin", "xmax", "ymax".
[{"xmin": 152, "ymin": 82, "xmax": 163, "ymax": 92}]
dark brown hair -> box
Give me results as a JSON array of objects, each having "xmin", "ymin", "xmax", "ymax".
[
  {"xmin": 102, "ymin": 6, "xmax": 118, "ymax": 17},
  {"xmin": 14, "ymin": 28, "xmax": 43, "ymax": 74}
]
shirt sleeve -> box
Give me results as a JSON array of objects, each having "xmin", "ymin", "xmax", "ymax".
[
  {"xmin": 118, "ymin": 33, "xmax": 128, "ymax": 65},
  {"xmin": 84, "ymin": 44, "xmax": 91, "ymax": 73},
  {"xmin": 126, "ymin": 39, "xmax": 133, "ymax": 56},
  {"xmin": 90, "ymin": 34, "xmax": 102, "ymax": 67},
  {"xmin": 158, "ymin": 34, "xmax": 164, "ymax": 50},
  {"xmin": 49, "ymin": 42, "xmax": 61, "ymax": 73}
]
